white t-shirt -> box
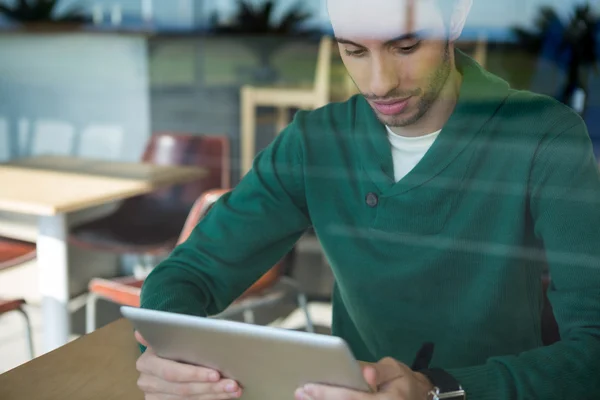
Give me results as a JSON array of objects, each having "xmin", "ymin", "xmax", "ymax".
[{"xmin": 386, "ymin": 125, "xmax": 441, "ymax": 182}]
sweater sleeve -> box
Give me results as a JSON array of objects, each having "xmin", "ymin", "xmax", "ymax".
[
  {"xmin": 447, "ymin": 118, "xmax": 600, "ymax": 399},
  {"xmin": 140, "ymin": 113, "xmax": 311, "ymax": 318}
]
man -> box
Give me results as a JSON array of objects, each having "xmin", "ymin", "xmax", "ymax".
[{"xmin": 135, "ymin": 0, "xmax": 600, "ymax": 399}]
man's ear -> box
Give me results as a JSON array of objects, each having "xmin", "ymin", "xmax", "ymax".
[{"xmin": 448, "ymin": 0, "xmax": 472, "ymax": 42}]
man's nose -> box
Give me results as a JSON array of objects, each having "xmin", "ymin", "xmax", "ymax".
[{"xmin": 369, "ymin": 56, "xmax": 400, "ymax": 98}]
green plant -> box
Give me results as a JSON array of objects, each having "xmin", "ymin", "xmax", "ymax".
[
  {"xmin": 0, "ymin": 0, "xmax": 89, "ymax": 23},
  {"xmin": 209, "ymin": 0, "xmax": 318, "ymax": 83},
  {"xmin": 511, "ymin": 6, "xmax": 561, "ymax": 54},
  {"xmin": 562, "ymin": 4, "xmax": 599, "ymax": 76},
  {"xmin": 210, "ymin": 0, "xmax": 314, "ymax": 35}
]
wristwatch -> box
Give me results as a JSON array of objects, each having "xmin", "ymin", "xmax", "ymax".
[{"xmin": 420, "ymin": 368, "xmax": 466, "ymax": 400}]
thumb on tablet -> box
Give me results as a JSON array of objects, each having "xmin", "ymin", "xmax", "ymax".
[
  {"xmin": 135, "ymin": 331, "xmax": 150, "ymax": 347},
  {"xmin": 360, "ymin": 362, "xmax": 378, "ymax": 392}
]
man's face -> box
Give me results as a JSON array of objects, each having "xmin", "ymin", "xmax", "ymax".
[{"xmin": 328, "ymin": 0, "xmax": 458, "ymax": 128}]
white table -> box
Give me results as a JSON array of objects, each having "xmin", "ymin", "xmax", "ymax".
[{"xmin": 0, "ymin": 156, "xmax": 206, "ymax": 353}]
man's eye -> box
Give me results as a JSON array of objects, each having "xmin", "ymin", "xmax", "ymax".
[
  {"xmin": 344, "ymin": 48, "xmax": 366, "ymax": 57},
  {"xmin": 396, "ymin": 42, "xmax": 421, "ymax": 53}
]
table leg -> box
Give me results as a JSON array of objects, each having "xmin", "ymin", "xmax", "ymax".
[{"xmin": 38, "ymin": 213, "xmax": 70, "ymax": 353}]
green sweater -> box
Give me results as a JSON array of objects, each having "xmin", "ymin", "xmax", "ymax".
[{"xmin": 140, "ymin": 52, "xmax": 600, "ymax": 399}]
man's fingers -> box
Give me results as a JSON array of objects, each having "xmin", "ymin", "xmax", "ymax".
[
  {"xmin": 138, "ymin": 374, "xmax": 242, "ymax": 398},
  {"xmin": 145, "ymin": 394, "xmax": 181, "ymax": 400},
  {"xmin": 296, "ymin": 384, "xmax": 371, "ymax": 400},
  {"xmin": 136, "ymin": 351, "xmax": 221, "ymax": 383},
  {"xmin": 372, "ymin": 357, "xmax": 408, "ymax": 386},
  {"xmin": 145, "ymin": 395, "xmax": 238, "ymax": 400},
  {"xmin": 134, "ymin": 331, "xmax": 150, "ymax": 347},
  {"xmin": 197, "ymin": 393, "xmax": 243, "ymax": 400}
]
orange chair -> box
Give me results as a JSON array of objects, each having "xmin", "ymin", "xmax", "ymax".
[
  {"xmin": 85, "ymin": 189, "xmax": 313, "ymax": 333},
  {"xmin": 0, "ymin": 237, "xmax": 36, "ymax": 359},
  {"xmin": 0, "ymin": 237, "xmax": 36, "ymax": 271},
  {"xmin": 0, "ymin": 299, "xmax": 34, "ymax": 359}
]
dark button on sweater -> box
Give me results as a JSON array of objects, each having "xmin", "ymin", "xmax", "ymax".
[{"xmin": 366, "ymin": 192, "xmax": 379, "ymax": 207}]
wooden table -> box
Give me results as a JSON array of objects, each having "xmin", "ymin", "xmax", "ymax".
[
  {"xmin": 0, "ymin": 318, "xmax": 143, "ymax": 400},
  {"xmin": 0, "ymin": 155, "xmax": 206, "ymax": 353}
]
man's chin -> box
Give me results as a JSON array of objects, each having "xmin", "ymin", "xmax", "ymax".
[{"xmin": 374, "ymin": 110, "xmax": 414, "ymax": 128}]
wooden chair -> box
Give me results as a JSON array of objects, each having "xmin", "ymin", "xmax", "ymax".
[
  {"xmin": 240, "ymin": 35, "xmax": 333, "ymax": 177},
  {"xmin": 457, "ymin": 34, "xmax": 488, "ymax": 68},
  {"xmin": 0, "ymin": 299, "xmax": 34, "ymax": 359},
  {"xmin": 85, "ymin": 189, "xmax": 313, "ymax": 333},
  {"xmin": 0, "ymin": 236, "xmax": 36, "ymax": 359}
]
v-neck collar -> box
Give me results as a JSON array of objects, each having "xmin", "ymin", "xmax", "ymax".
[{"xmin": 354, "ymin": 50, "xmax": 512, "ymax": 196}]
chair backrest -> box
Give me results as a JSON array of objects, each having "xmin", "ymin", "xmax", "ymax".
[
  {"xmin": 176, "ymin": 189, "xmax": 285, "ymax": 298},
  {"xmin": 456, "ymin": 35, "xmax": 488, "ymax": 68},
  {"xmin": 472, "ymin": 34, "xmax": 487, "ymax": 68},
  {"xmin": 31, "ymin": 120, "xmax": 76, "ymax": 156},
  {"xmin": 177, "ymin": 189, "xmax": 232, "ymax": 245},
  {"xmin": 78, "ymin": 125, "xmax": 124, "ymax": 160},
  {"xmin": 313, "ymin": 35, "xmax": 334, "ymax": 108},
  {"xmin": 142, "ymin": 132, "xmax": 231, "ymax": 206}
]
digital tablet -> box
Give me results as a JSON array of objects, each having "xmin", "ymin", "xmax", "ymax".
[{"xmin": 121, "ymin": 306, "xmax": 370, "ymax": 400}]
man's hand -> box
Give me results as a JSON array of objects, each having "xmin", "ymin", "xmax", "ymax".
[
  {"xmin": 135, "ymin": 331, "xmax": 243, "ymax": 400},
  {"xmin": 295, "ymin": 358, "xmax": 434, "ymax": 400}
]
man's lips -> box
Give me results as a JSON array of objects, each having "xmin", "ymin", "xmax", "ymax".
[{"xmin": 372, "ymin": 98, "xmax": 411, "ymax": 115}]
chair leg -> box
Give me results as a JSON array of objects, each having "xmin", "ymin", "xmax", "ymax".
[
  {"xmin": 16, "ymin": 307, "xmax": 35, "ymax": 359},
  {"xmin": 142, "ymin": 253, "xmax": 158, "ymax": 271},
  {"xmin": 86, "ymin": 292, "xmax": 99, "ymax": 334},
  {"xmin": 279, "ymin": 277, "xmax": 314, "ymax": 333},
  {"xmin": 243, "ymin": 309, "xmax": 255, "ymax": 324},
  {"xmin": 296, "ymin": 292, "xmax": 314, "ymax": 333},
  {"xmin": 133, "ymin": 254, "xmax": 150, "ymax": 279}
]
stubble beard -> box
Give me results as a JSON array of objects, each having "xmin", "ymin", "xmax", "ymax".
[{"xmin": 380, "ymin": 42, "xmax": 452, "ymax": 128}]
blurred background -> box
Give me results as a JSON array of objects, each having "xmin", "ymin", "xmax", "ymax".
[{"xmin": 0, "ymin": 0, "xmax": 599, "ymax": 373}]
